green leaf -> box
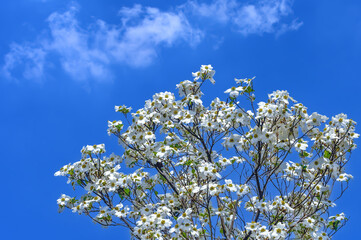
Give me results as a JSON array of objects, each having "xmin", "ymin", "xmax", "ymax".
[
  {"xmin": 124, "ymin": 188, "xmax": 130, "ymax": 196},
  {"xmin": 184, "ymin": 160, "xmax": 193, "ymax": 166},
  {"xmin": 300, "ymin": 151, "xmax": 309, "ymax": 158},
  {"xmin": 327, "ymin": 220, "xmax": 341, "ymax": 230},
  {"xmin": 324, "ymin": 150, "xmax": 331, "ymax": 159},
  {"xmin": 160, "ymin": 175, "xmax": 167, "ymax": 182},
  {"xmin": 118, "ymin": 193, "xmax": 124, "ymax": 200},
  {"xmin": 77, "ymin": 179, "xmax": 83, "ymax": 186},
  {"xmin": 170, "ymin": 143, "xmax": 182, "ymax": 149},
  {"xmin": 245, "ymin": 86, "xmax": 254, "ymax": 93}
]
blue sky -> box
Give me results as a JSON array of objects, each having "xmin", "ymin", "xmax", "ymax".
[{"xmin": 1, "ymin": 0, "xmax": 361, "ymax": 239}]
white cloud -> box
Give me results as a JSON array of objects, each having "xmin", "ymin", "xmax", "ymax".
[
  {"xmin": 276, "ymin": 19, "xmax": 303, "ymax": 37},
  {"xmin": 45, "ymin": 5, "xmax": 111, "ymax": 81},
  {"xmin": 234, "ymin": 0, "xmax": 301, "ymax": 35},
  {"xmin": 2, "ymin": 0, "xmax": 301, "ymax": 83},
  {"xmin": 187, "ymin": 0, "xmax": 237, "ymax": 23},
  {"xmin": 98, "ymin": 6, "xmax": 203, "ymax": 67},
  {"xmin": 118, "ymin": 4, "xmax": 143, "ymax": 26},
  {"xmin": 2, "ymin": 3, "xmax": 202, "ymax": 82},
  {"xmin": 3, "ymin": 44, "xmax": 46, "ymax": 83},
  {"xmin": 188, "ymin": 0, "xmax": 302, "ymax": 36}
]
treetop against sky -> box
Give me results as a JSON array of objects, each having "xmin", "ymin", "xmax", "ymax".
[
  {"xmin": 1, "ymin": 1, "xmax": 361, "ymax": 239},
  {"xmin": 56, "ymin": 65, "xmax": 358, "ymax": 239}
]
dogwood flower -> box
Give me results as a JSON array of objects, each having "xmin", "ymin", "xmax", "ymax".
[
  {"xmin": 224, "ymin": 86, "xmax": 244, "ymax": 98},
  {"xmin": 337, "ymin": 173, "xmax": 353, "ymax": 182}
]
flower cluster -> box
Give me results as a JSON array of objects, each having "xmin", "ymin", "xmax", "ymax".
[{"xmin": 56, "ymin": 65, "xmax": 357, "ymax": 239}]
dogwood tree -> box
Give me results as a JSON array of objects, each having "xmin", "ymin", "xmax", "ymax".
[{"xmin": 55, "ymin": 65, "xmax": 358, "ymax": 240}]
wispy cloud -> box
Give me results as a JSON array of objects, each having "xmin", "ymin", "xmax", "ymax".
[
  {"xmin": 187, "ymin": 0, "xmax": 302, "ymax": 36},
  {"xmin": 2, "ymin": 0, "xmax": 301, "ymax": 83},
  {"xmin": 45, "ymin": 5, "xmax": 111, "ymax": 82},
  {"xmin": 3, "ymin": 44, "xmax": 46, "ymax": 83},
  {"xmin": 187, "ymin": 0, "xmax": 237, "ymax": 23},
  {"xmin": 98, "ymin": 5, "xmax": 203, "ymax": 67},
  {"xmin": 2, "ymin": 3, "xmax": 202, "ymax": 82}
]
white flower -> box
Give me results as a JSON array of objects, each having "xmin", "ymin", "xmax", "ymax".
[
  {"xmin": 57, "ymin": 194, "xmax": 71, "ymax": 207},
  {"xmin": 115, "ymin": 105, "xmax": 132, "ymax": 114},
  {"xmin": 81, "ymin": 144, "xmax": 106, "ymax": 155},
  {"xmin": 306, "ymin": 112, "xmax": 328, "ymax": 126},
  {"xmin": 271, "ymin": 222, "xmax": 287, "ymax": 239},
  {"xmin": 329, "ymin": 212, "xmax": 346, "ymax": 221},
  {"xmin": 303, "ymin": 217, "xmax": 315, "ymax": 228},
  {"xmin": 224, "ymin": 86, "xmax": 244, "ymax": 98},
  {"xmin": 294, "ymin": 140, "xmax": 308, "ymax": 152},
  {"xmin": 336, "ymin": 173, "xmax": 353, "ymax": 182},
  {"xmin": 218, "ymin": 156, "xmax": 232, "ymax": 167},
  {"xmin": 114, "ymin": 206, "xmax": 130, "ymax": 218},
  {"xmin": 97, "ymin": 206, "xmax": 110, "ymax": 219},
  {"xmin": 312, "ymin": 232, "xmax": 330, "ymax": 240},
  {"xmin": 245, "ymin": 221, "xmax": 260, "ymax": 232},
  {"xmin": 222, "ymin": 134, "xmax": 241, "ymax": 150},
  {"xmin": 193, "ymin": 65, "xmax": 215, "ymax": 83},
  {"xmin": 198, "ymin": 162, "xmax": 221, "ymax": 179},
  {"xmin": 235, "ymin": 76, "xmax": 255, "ymax": 85},
  {"xmin": 225, "ymin": 179, "xmax": 237, "ymax": 192},
  {"xmin": 107, "ymin": 120, "xmax": 123, "ymax": 135}
]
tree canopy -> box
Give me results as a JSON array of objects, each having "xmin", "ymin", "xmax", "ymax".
[{"xmin": 56, "ymin": 65, "xmax": 358, "ymax": 240}]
